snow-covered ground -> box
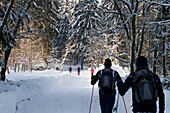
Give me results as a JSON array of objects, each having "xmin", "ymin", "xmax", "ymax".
[{"xmin": 0, "ymin": 65, "xmax": 169, "ymax": 113}]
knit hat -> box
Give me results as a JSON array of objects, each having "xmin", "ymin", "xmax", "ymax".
[
  {"xmin": 136, "ymin": 56, "xmax": 148, "ymax": 69},
  {"xmin": 104, "ymin": 58, "xmax": 112, "ymax": 67}
]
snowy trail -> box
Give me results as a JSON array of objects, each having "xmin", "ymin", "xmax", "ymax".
[
  {"xmin": 4, "ymin": 69, "xmax": 169, "ymax": 113},
  {"xmin": 15, "ymin": 70, "xmax": 132, "ymax": 113},
  {"xmin": 16, "ymin": 71, "xmax": 100, "ymax": 113}
]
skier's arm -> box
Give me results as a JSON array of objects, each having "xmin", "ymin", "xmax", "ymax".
[
  {"xmin": 118, "ymin": 72, "xmax": 135, "ymax": 96},
  {"xmin": 91, "ymin": 71, "xmax": 100, "ymax": 85},
  {"xmin": 155, "ymin": 74, "xmax": 165, "ymax": 113},
  {"xmin": 115, "ymin": 71, "xmax": 123, "ymax": 94}
]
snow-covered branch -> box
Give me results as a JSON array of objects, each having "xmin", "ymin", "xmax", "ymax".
[
  {"xmin": 60, "ymin": 40, "xmax": 76, "ymax": 72},
  {"xmin": 144, "ymin": 0, "xmax": 170, "ymax": 7},
  {"xmin": 97, "ymin": 26, "xmax": 124, "ymax": 34},
  {"xmin": 12, "ymin": 0, "xmax": 32, "ymax": 37},
  {"xmin": 15, "ymin": 35, "xmax": 32, "ymax": 39},
  {"xmin": 85, "ymin": 9, "xmax": 120, "ymax": 14},
  {"xmin": 120, "ymin": 0, "xmax": 132, "ymax": 13},
  {"xmin": 109, "ymin": 53, "xmax": 130, "ymax": 63},
  {"xmin": 149, "ymin": 20, "xmax": 170, "ymax": 25},
  {"xmin": 0, "ymin": 0, "xmax": 14, "ymax": 29}
]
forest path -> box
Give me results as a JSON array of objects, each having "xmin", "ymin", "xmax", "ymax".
[{"xmin": 16, "ymin": 70, "xmax": 101, "ymax": 113}]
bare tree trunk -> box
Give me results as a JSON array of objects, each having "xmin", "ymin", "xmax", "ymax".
[
  {"xmin": 1, "ymin": 47, "xmax": 11, "ymax": 81},
  {"xmin": 41, "ymin": 38, "xmax": 44, "ymax": 57},
  {"xmin": 105, "ymin": 33, "xmax": 109, "ymax": 59},
  {"xmin": 12, "ymin": 56, "xmax": 15, "ymax": 70},
  {"xmin": 0, "ymin": 0, "xmax": 14, "ymax": 81},
  {"xmin": 137, "ymin": 4, "xmax": 146, "ymax": 57},
  {"xmin": 153, "ymin": 49, "xmax": 157, "ymax": 73},
  {"xmin": 14, "ymin": 62, "xmax": 17, "ymax": 72},
  {"xmin": 147, "ymin": 34, "xmax": 152, "ymax": 66},
  {"xmin": 81, "ymin": 57, "xmax": 84, "ymax": 69},
  {"xmin": 6, "ymin": 66, "xmax": 10, "ymax": 74},
  {"xmin": 115, "ymin": 30, "xmax": 119, "ymax": 64},
  {"xmin": 163, "ymin": 38, "xmax": 166, "ymax": 77},
  {"xmin": 73, "ymin": 55, "xmax": 76, "ymax": 65},
  {"xmin": 18, "ymin": 63, "xmax": 20, "ymax": 72},
  {"xmin": 113, "ymin": 0, "xmax": 136, "ymax": 73},
  {"xmin": 130, "ymin": 16, "xmax": 136, "ymax": 72},
  {"xmin": 29, "ymin": 39, "xmax": 32, "ymax": 72},
  {"xmin": 96, "ymin": 39, "xmax": 99, "ymax": 67},
  {"xmin": 61, "ymin": 52, "xmax": 68, "ymax": 72},
  {"xmin": 130, "ymin": 39, "xmax": 135, "ymax": 72},
  {"xmin": 137, "ymin": 27, "xmax": 145, "ymax": 57},
  {"xmin": 162, "ymin": 6, "xmax": 167, "ymax": 77},
  {"xmin": 21, "ymin": 63, "xmax": 25, "ymax": 72}
]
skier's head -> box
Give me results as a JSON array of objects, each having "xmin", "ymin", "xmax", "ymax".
[
  {"xmin": 136, "ymin": 56, "xmax": 148, "ymax": 70},
  {"xmin": 104, "ymin": 58, "xmax": 112, "ymax": 68}
]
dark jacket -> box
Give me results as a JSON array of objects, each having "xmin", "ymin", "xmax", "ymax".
[
  {"xmin": 119, "ymin": 68, "xmax": 165, "ymax": 113},
  {"xmin": 91, "ymin": 68, "xmax": 123, "ymax": 95}
]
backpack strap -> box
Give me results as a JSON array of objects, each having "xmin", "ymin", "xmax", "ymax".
[
  {"xmin": 99, "ymin": 69, "xmax": 115, "ymax": 78},
  {"xmin": 112, "ymin": 70, "xmax": 115, "ymax": 79}
]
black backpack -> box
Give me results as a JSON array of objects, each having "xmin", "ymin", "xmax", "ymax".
[
  {"xmin": 133, "ymin": 69, "xmax": 158, "ymax": 105},
  {"xmin": 99, "ymin": 69, "xmax": 115, "ymax": 93}
]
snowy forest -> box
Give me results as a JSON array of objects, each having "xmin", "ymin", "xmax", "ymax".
[{"xmin": 0, "ymin": 0, "xmax": 169, "ymax": 81}]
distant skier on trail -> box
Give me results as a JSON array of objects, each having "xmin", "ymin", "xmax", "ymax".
[
  {"xmin": 118, "ymin": 56, "xmax": 165, "ymax": 113},
  {"xmin": 77, "ymin": 66, "xmax": 80, "ymax": 75},
  {"xmin": 68, "ymin": 66, "xmax": 72, "ymax": 73},
  {"xmin": 90, "ymin": 67, "xmax": 94, "ymax": 77},
  {"xmin": 91, "ymin": 58, "xmax": 123, "ymax": 113}
]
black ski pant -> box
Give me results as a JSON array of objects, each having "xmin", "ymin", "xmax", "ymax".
[
  {"xmin": 99, "ymin": 93, "xmax": 115, "ymax": 113},
  {"xmin": 91, "ymin": 73, "xmax": 93, "ymax": 77}
]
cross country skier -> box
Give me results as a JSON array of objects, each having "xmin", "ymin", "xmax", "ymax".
[
  {"xmin": 118, "ymin": 56, "xmax": 165, "ymax": 113},
  {"xmin": 90, "ymin": 67, "xmax": 94, "ymax": 77},
  {"xmin": 91, "ymin": 58, "xmax": 123, "ymax": 113},
  {"xmin": 68, "ymin": 66, "xmax": 72, "ymax": 73},
  {"xmin": 77, "ymin": 66, "xmax": 80, "ymax": 75}
]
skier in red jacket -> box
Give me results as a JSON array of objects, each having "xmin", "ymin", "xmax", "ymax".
[
  {"xmin": 77, "ymin": 66, "xmax": 80, "ymax": 75},
  {"xmin": 90, "ymin": 67, "xmax": 94, "ymax": 77},
  {"xmin": 68, "ymin": 66, "xmax": 72, "ymax": 73}
]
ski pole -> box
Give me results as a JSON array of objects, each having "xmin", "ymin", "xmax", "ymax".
[
  {"xmin": 89, "ymin": 85, "xmax": 94, "ymax": 113},
  {"xmin": 113, "ymin": 94, "xmax": 120, "ymax": 113},
  {"xmin": 122, "ymin": 96, "xmax": 128, "ymax": 113},
  {"xmin": 115, "ymin": 94, "xmax": 119, "ymax": 113}
]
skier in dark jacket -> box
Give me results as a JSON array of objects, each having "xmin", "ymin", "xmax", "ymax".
[
  {"xmin": 77, "ymin": 66, "xmax": 80, "ymax": 75},
  {"xmin": 91, "ymin": 58, "xmax": 123, "ymax": 113},
  {"xmin": 119, "ymin": 56, "xmax": 165, "ymax": 113}
]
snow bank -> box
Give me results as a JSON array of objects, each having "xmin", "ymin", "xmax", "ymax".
[
  {"xmin": 0, "ymin": 91, "xmax": 16, "ymax": 113},
  {"xmin": 0, "ymin": 70, "xmax": 70, "ymax": 113}
]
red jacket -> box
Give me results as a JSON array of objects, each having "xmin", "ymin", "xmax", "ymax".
[
  {"xmin": 68, "ymin": 66, "xmax": 72, "ymax": 69},
  {"xmin": 90, "ymin": 68, "xmax": 94, "ymax": 73}
]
